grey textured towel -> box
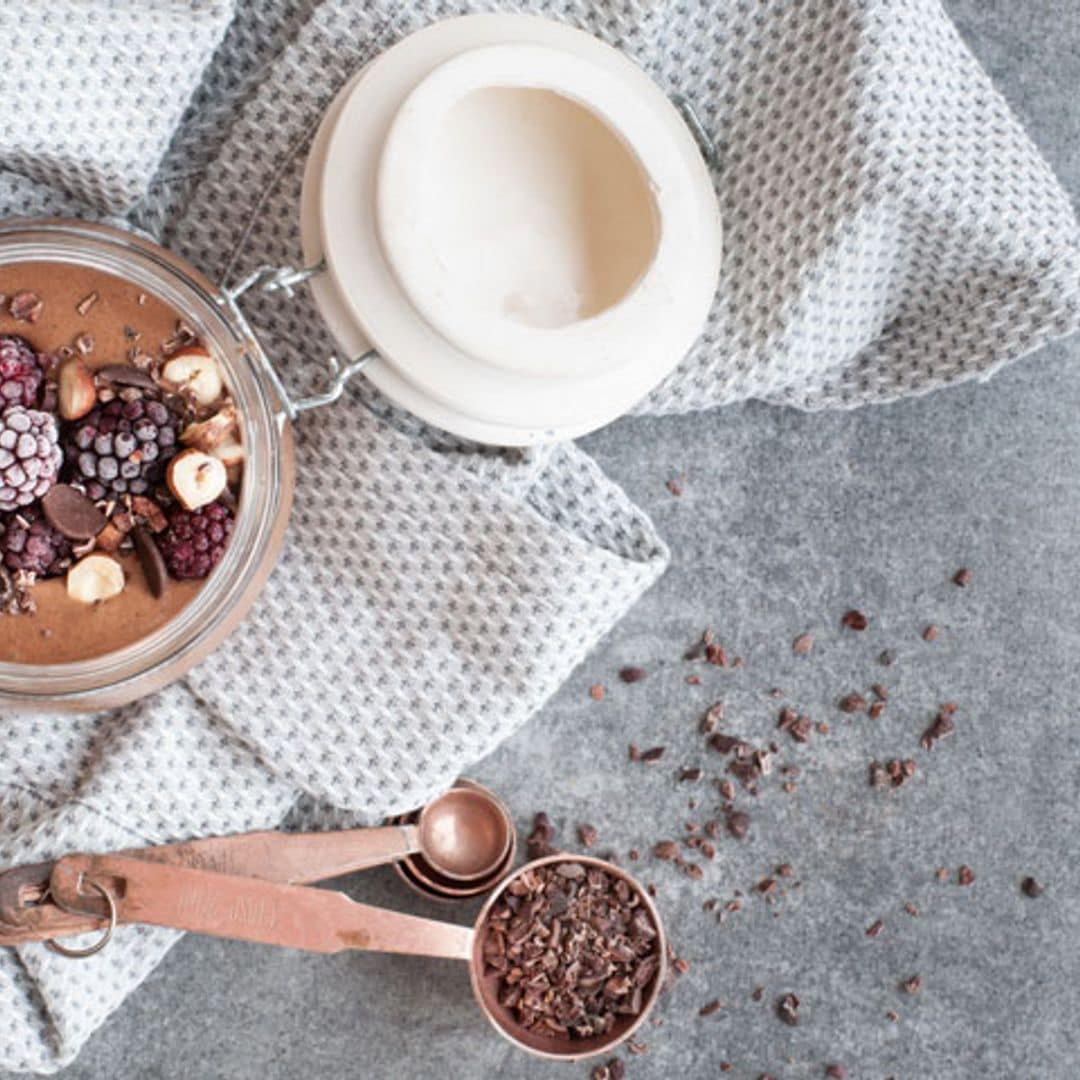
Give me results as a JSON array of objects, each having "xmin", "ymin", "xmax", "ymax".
[{"xmin": 1, "ymin": 0, "xmax": 1078, "ymax": 1071}]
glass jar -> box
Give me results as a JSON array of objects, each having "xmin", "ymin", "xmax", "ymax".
[{"xmin": 0, "ymin": 218, "xmax": 296, "ymax": 712}]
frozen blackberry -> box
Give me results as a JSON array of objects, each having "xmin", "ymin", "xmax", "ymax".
[
  {"xmin": 0, "ymin": 406, "xmax": 62, "ymax": 512},
  {"xmin": 158, "ymin": 501, "xmax": 234, "ymax": 579},
  {"xmin": 0, "ymin": 505, "xmax": 72, "ymax": 577},
  {"xmin": 65, "ymin": 398, "xmax": 179, "ymax": 500},
  {"xmin": 0, "ymin": 335, "xmax": 46, "ymax": 408}
]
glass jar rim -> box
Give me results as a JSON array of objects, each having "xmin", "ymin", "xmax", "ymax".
[{"xmin": 0, "ymin": 218, "xmax": 290, "ymax": 709}]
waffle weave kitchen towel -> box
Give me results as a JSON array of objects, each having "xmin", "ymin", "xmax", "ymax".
[{"xmin": 2, "ymin": 0, "xmax": 1079, "ymax": 1071}]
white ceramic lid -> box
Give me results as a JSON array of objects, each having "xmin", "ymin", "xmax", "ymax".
[{"xmin": 301, "ymin": 14, "xmax": 721, "ymax": 445}]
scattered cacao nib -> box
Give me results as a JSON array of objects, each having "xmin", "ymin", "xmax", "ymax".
[
  {"xmin": 838, "ymin": 692, "xmax": 867, "ymax": 714},
  {"xmin": 792, "ymin": 632, "xmax": 815, "ymax": 655},
  {"xmin": 922, "ymin": 624, "xmax": 939, "ymax": 642},
  {"xmin": 902, "ymin": 974, "xmax": 922, "ymax": 995},
  {"xmin": 878, "ymin": 648, "xmax": 898, "ymax": 666},
  {"xmin": 825, "ymin": 1066, "xmax": 849, "ymax": 1079},
  {"xmin": 627, "ymin": 1043, "xmax": 648, "ymax": 1056},
  {"xmin": 628, "ymin": 744, "xmax": 641, "ymax": 762},
  {"xmin": 482, "ymin": 862, "xmax": 661, "ymax": 1043},
  {"xmin": 953, "ymin": 568, "xmax": 972, "ymax": 587},
  {"xmin": 841, "ymin": 609, "xmax": 868, "ymax": 631},
  {"xmin": 904, "ymin": 902, "xmax": 920, "ymax": 917},
  {"xmin": 589, "ymin": 684, "xmax": 605, "ymax": 701},
  {"xmin": 686, "ymin": 674, "xmax": 701, "ymax": 685},
  {"xmin": 885, "ymin": 1010, "xmax": 899, "ymax": 1022},
  {"xmin": 578, "ymin": 824, "xmax": 598, "ymax": 849},
  {"xmin": 1021, "ymin": 876, "xmax": 1045, "ymax": 898},
  {"xmin": 921, "ymin": 709, "xmax": 956, "ymax": 751},
  {"xmin": 720, "ymin": 1064, "xmax": 733, "ymax": 1073},
  {"xmin": 700, "ymin": 841, "xmax": 716, "ymax": 860},
  {"xmin": 9, "ymin": 289, "xmax": 43, "ymax": 323},
  {"xmin": 709, "ymin": 732, "xmax": 742, "ymax": 754},
  {"xmin": 526, "ymin": 812, "xmax": 558, "ymax": 860},
  {"xmin": 678, "ymin": 767, "xmax": 702, "ymax": 782},
  {"xmin": 75, "ymin": 290, "xmax": 99, "ymax": 316},
  {"xmin": 640, "ymin": 746, "xmax": 666, "ymax": 764},
  {"xmin": 755, "ymin": 877, "xmax": 776, "ymax": 895},
  {"xmin": 699, "ymin": 999, "xmax": 723, "ymax": 1017},
  {"xmin": 957, "ymin": 865, "xmax": 975, "ymax": 886},
  {"xmin": 726, "ymin": 811, "xmax": 750, "ymax": 839},
  {"xmin": 717, "ymin": 779, "xmax": 735, "ymax": 801},
  {"xmin": 751, "ymin": 985, "xmax": 765, "ymax": 1002},
  {"xmin": 777, "ymin": 863, "xmax": 794, "ymax": 878},
  {"xmin": 866, "ymin": 919, "xmax": 885, "ymax": 938},
  {"xmin": 816, "ymin": 720, "xmax": 830, "ymax": 735},
  {"xmin": 666, "ymin": 475, "xmax": 684, "ymax": 497},
  {"xmin": 684, "ymin": 629, "xmax": 713, "ymax": 660},
  {"xmin": 700, "ymin": 700, "xmax": 725, "ymax": 734},
  {"xmin": 790, "ymin": 715, "xmax": 813, "ymax": 743},
  {"xmin": 871, "ymin": 683, "xmax": 888, "ymax": 701},
  {"xmin": 673, "ymin": 956, "xmax": 691, "ymax": 975},
  {"xmin": 684, "ymin": 862, "xmax": 704, "ymax": 880},
  {"xmin": 936, "ymin": 867, "xmax": 949, "ymax": 882},
  {"xmin": 868, "ymin": 701, "xmax": 885, "ymax": 720},
  {"xmin": 776, "ymin": 992, "xmax": 800, "ymax": 1026},
  {"xmin": 870, "ymin": 759, "xmax": 916, "ymax": 789},
  {"xmin": 654, "ymin": 841, "xmax": 680, "ymax": 861},
  {"xmin": 705, "ymin": 642, "xmax": 728, "ymax": 667},
  {"xmin": 619, "ymin": 666, "xmax": 648, "ymax": 683}
]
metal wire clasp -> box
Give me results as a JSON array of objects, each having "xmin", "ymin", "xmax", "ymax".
[{"xmin": 223, "ymin": 258, "xmax": 375, "ymax": 422}]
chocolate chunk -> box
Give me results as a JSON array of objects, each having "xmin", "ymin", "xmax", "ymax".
[
  {"xmin": 97, "ymin": 364, "xmax": 159, "ymax": 391},
  {"xmin": 133, "ymin": 526, "xmax": 169, "ymax": 599},
  {"xmin": 841, "ymin": 609, "xmax": 868, "ymax": 630},
  {"xmin": 1021, "ymin": 876, "xmax": 1045, "ymax": 898},
  {"xmin": 40, "ymin": 484, "xmax": 107, "ymax": 541}
]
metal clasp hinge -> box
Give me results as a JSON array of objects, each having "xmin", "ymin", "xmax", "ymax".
[{"xmin": 223, "ymin": 259, "xmax": 375, "ymax": 422}]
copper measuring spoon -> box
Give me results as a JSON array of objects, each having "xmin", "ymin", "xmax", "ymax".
[
  {"xmin": 48, "ymin": 851, "xmax": 665, "ymax": 1061},
  {"xmin": 0, "ymin": 781, "xmax": 513, "ymax": 947}
]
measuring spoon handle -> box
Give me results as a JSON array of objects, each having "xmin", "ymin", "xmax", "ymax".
[
  {"xmin": 50, "ymin": 854, "xmax": 474, "ymax": 960},
  {"xmin": 129, "ymin": 824, "xmax": 421, "ymax": 883}
]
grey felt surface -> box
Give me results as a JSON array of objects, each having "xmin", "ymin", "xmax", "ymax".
[{"xmin": 8, "ymin": 1, "xmax": 1080, "ymax": 1077}]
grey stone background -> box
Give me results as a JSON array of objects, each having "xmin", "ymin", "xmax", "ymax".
[{"xmin": 7, "ymin": 1, "xmax": 1080, "ymax": 1077}]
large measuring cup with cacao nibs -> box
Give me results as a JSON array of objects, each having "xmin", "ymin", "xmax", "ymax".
[{"xmin": 48, "ymin": 852, "xmax": 666, "ymax": 1061}]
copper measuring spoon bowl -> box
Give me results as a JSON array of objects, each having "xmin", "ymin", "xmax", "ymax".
[
  {"xmin": 391, "ymin": 779, "xmax": 516, "ymax": 901},
  {"xmin": 413, "ymin": 782, "xmax": 512, "ymax": 882},
  {"xmin": 47, "ymin": 851, "xmax": 665, "ymax": 1062}
]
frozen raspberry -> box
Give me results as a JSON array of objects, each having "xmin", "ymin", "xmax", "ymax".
[
  {"xmin": 0, "ymin": 335, "xmax": 47, "ymax": 408},
  {"xmin": 158, "ymin": 501, "xmax": 234, "ymax": 579},
  {"xmin": 64, "ymin": 398, "xmax": 179, "ymax": 500},
  {"xmin": 0, "ymin": 505, "xmax": 72, "ymax": 577},
  {"xmin": 0, "ymin": 406, "xmax": 62, "ymax": 512}
]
